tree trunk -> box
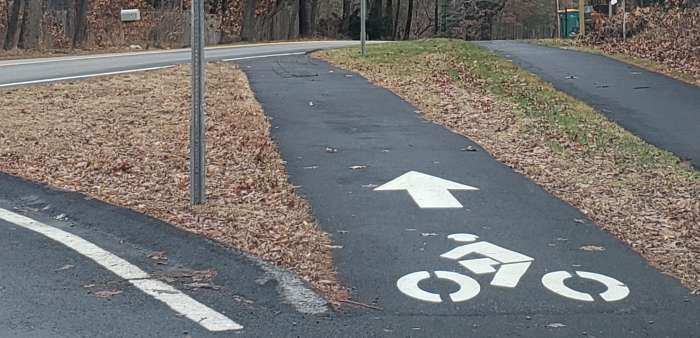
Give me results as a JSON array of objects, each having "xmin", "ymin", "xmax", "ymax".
[
  {"xmin": 385, "ymin": 0, "xmax": 394, "ymax": 39},
  {"xmin": 17, "ymin": 0, "xmax": 29, "ymax": 48},
  {"xmin": 309, "ymin": 0, "xmax": 318, "ymax": 36},
  {"xmin": 341, "ymin": 0, "xmax": 351, "ymax": 34},
  {"xmin": 18, "ymin": 0, "xmax": 41, "ymax": 49},
  {"xmin": 403, "ymin": 0, "xmax": 413, "ymax": 40},
  {"xmin": 393, "ymin": 0, "xmax": 401, "ymax": 40},
  {"xmin": 241, "ymin": 0, "xmax": 257, "ymax": 41},
  {"xmin": 434, "ymin": 0, "xmax": 438, "ymax": 35},
  {"xmin": 299, "ymin": 0, "xmax": 310, "ymax": 37},
  {"xmin": 4, "ymin": 0, "xmax": 24, "ymax": 50},
  {"xmin": 369, "ymin": 0, "xmax": 383, "ymax": 39},
  {"xmin": 73, "ymin": 0, "xmax": 88, "ymax": 48},
  {"xmin": 371, "ymin": 0, "xmax": 383, "ymax": 17}
]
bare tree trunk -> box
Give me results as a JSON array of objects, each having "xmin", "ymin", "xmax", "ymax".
[
  {"xmin": 434, "ymin": 0, "xmax": 438, "ymax": 35},
  {"xmin": 385, "ymin": 0, "xmax": 394, "ymax": 38},
  {"xmin": 393, "ymin": 0, "xmax": 401, "ymax": 40},
  {"xmin": 241, "ymin": 0, "xmax": 257, "ymax": 41},
  {"xmin": 299, "ymin": 0, "xmax": 310, "ymax": 37},
  {"xmin": 403, "ymin": 0, "xmax": 413, "ymax": 40},
  {"xmin": 18, "ymin": 0, "xmax": 41, "ymax": 49},
  {"xmin": 309, "ymin": 0, "xmax": 318, "ymax": 36},
  {"xmin": 341, "ymin": 0, "xmax": 351, "ymax": 34},
  {"xmin": 4, "ymin": 0, "xmax": 24, "ymax": 50},
  {"xmin": 369, "ymin": 0, "xmax": 384, "ymax": 38},
  {"xmin": 73, "ymin": 0, "xmax": 88, "ymax": 48},
  {"xmin": 17, "ymin": 0, "xmax": 29, "ymax": 48}
]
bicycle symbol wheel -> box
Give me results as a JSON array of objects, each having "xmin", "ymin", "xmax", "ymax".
[{"xmin": 397, "ymin": 270, "xmax": 481, "ymax": 303}]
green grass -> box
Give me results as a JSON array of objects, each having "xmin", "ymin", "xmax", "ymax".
[{"xmin": 320, "ymin": 39, "xmax": 696, "ymax": 178}]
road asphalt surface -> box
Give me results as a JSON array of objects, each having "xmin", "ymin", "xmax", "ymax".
[
  {"xmin": 477, "ymin": 40, "xmax": 700, "ymax": 169},
  {"xmin": 1, "ymin": 44, "xmax": 699, "ymax": 337},
  {"xmin": 0, "ymin": 41, "xmax": 365, "ymax": 88},
  {"xmin": 0, "ymin": 172, "xmax": 342, "ymax": 337}
]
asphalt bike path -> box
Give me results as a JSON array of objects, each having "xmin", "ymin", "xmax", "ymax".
[
  {"xmin": 241, "ymin": 55, "xmax": 700, "ymax": 337},
  {"xmin": 477, "ymin": 40, "xmax": 700, "ymax": 169}
]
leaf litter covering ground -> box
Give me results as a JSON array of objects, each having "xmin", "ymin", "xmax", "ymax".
[
  {"xmin": 0, "ymin": 63, "xmax": 347, "ymax": 303},
  {"xmin": 319, "ymin": 40, "xmax": 700, "ymax": 293},
  {"xmin": 580, "ymin": 5, "xmax": 700, "ymax": 85}
]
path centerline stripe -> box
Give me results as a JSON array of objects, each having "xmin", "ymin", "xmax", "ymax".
[
  {"xmin": 0, "ymin": 65, "xmax": 174, "ymax": 88},
  {"xmin": 0, "ymin": 207, "xmax": 243, "ymax": 332}
]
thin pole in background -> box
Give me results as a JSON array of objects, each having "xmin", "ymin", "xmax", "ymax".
[
  {"xmin": 579, "ymin": 0, "xmax": 585, "ymax": 36},
  {"xmin": 361, "ymin": 0, "xmax": 367, "ymax": 56},
  {"xmin": 190, "ymin": 0, "xmax": 206, "ymax": 205},
  {"xmin": 556, "ymin": 0, "xmax": 561, "ymax": 39}
]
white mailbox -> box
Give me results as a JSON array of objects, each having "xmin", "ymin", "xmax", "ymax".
[{"xmin": 120, "ymin": 9, "xmax": 141, "ymax": 22}]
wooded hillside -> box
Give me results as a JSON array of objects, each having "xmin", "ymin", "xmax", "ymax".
[{"xmin": 0, "ymin": 0, "xmax": 556, "ymax": 50}]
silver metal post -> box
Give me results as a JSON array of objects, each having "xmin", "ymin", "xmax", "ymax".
[
  {"xmin": 361, "ymin": 0, "xmax": 367, "ymax": 56},
  {"xmin": 556, "ymin": 0, "xmax": 561, "ymax": 39},
  {"xmin": 190, "ymin": 0, "xmax": 206, "ymax": 205}
]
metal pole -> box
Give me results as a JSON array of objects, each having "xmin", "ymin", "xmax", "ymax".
[
  {"xmin": 622, "ymin": 0, "xmax": 626, "ymax": 41},
  {"xmin": 361, "ymin": 0, "xmax": 367, "ymax": 56},
  {"xmin": 609, "ymin": 0, "xmax": 613, "ymax": 17},
  {"xmin": 190, "ymin": 0, "xmax": 206, "ymax": 205},
  {"xmin": 579, "ymin": 0, "xmax": 585, "ymax": 37},
  {"xmin": 556, "ymin": 0, "xmax": 561, "ymax": 39}
]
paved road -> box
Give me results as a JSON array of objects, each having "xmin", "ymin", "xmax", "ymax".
[
  {"xmin": 477, "ymin": 40, "xmax": 700, "ymax": 169},
  {"xmin": 240, "ymin": 54, "xmax": 700, "ymax": 337},
  {"xmin": 0, "ymin": 41, "xmax": 365, "ymax": 88},
  {"xmin": 0, "ymin": 173, "xmax": 336, "ymax": 337},
  {"xmin": 2, "ymin": 44, "xmax": 699, "ymax": 337}
]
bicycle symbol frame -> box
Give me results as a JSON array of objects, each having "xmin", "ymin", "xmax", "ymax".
[{"xmin": 397, "ymin": 233, "xmax": 630, "ymax": 303}]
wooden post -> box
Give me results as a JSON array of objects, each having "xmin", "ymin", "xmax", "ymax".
[{"xmin": 579, "ymin": 0, "xmax": 585, "ymax": 36}]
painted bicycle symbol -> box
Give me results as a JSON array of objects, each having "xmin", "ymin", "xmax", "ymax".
[{"xmin": 397, "ymin": 233, "xmax": 630, "ymax": 303}]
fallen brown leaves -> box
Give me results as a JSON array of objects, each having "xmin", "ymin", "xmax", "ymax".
[
  {"xmin": 319, "ymin": 40, "xmax": 700, "ymax": 291},
  {"xmin": 0, "ymin": 63, "xmax": 347, "ymax": 303},
  {"xmin": 583, "ymin": 5, "xmax": 700, "ymax": 84}
]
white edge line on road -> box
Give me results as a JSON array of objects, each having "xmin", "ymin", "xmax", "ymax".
[
  {"xmin": 222, "ymin": 51, "xmax": 307, "ymax": 62},
  {"xmin": 0, "ymin": 208, "xmax": 243, "ymax": 332},
  {"xmin": 0, "ymin": 65, "xmax": 175, "ymax": 88},
  {"xmin": 0, "ymin": 41, "xmax": 356, "ymax": 67}
]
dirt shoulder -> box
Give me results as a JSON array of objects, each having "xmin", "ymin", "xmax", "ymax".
[
  {"xmin": 0, "ymin": 63, "xmax": 347, "ymax": 302},
  {"xmin": 317, "ymin": 39, "xmax": 700, "ymax": 292}
]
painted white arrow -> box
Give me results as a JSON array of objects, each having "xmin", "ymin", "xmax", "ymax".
[{"xmin": 374, "ymin": 171, "xmax": 479, "ymax": 208}]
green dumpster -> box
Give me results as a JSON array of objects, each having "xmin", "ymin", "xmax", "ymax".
[{"xmin": 559, "ymin": 9, "xmax": 580, "ymax": 38}]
